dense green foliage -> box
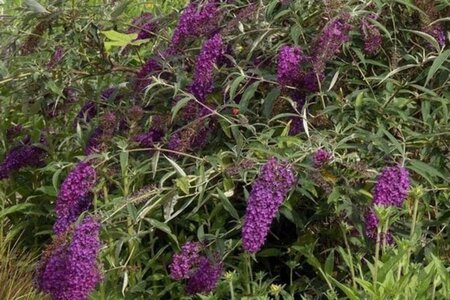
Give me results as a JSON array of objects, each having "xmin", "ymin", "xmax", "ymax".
[{"xmin": 0, "ymin": 0, "xmax": 449, "ymax": 299}]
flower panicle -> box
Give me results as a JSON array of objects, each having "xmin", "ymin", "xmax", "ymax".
[
  {"xmin": 242, "ymin": 157, "xmax": 296, "ymax": 253},
  {"xmin": 36, "ymin": 216, "xmax": 102, "ymax": 300},
  {"xmin": 54, "ymin": 162, "xmax": 97, "ymax": 235}
]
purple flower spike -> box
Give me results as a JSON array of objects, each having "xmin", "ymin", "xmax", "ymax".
[
  {"xmin": 185, "ymin": 256, "xmax": 223, "ymax": 295},
  {"xmin": 135, "ymin": 58, "xmax": 161, "ymax": 93},
  {"xmin": 84, "ymin": 128, "xmax": 103, "ymax": 156},
  {"xmin": 6, "ymin": 124, "xmax": 23, "ymax": 141},
  {"xmin": 133, "ymin": 128, "xmax": 164, "ymax": 149},
  {"xmin": 364, "ymin": 209, "xmax": 393, "ymax": 244},
  {"xmin": 75, "ymin": 101, "xmax": 97, "ymax": 124},
  {"xmin": 313, "ymin": 148, "xmax": 332, "ymax": 168},
  {"xmin": 312, "ymin": 13, "xmax": 352, "ymax": 75},
  {"xmin": 169, "ymin": 241, "xmax": 222, "ymax": 295},
  {"xmin": 364, "ymin": 209, "xmax": 378, "ymax": 239},
  {"xmin": 128, "ymin": 12, "xmax": 158, "ymax": 40},
  {"xmin": 277, "ymin": 45, "xmax": 304, "ymax": 87},
  {"xmin": 364, "ymin": 165, "xmax": 410, "ymax": 243},
  {"xmin": 424, "ymin": 24, "xmax": 446, "ymax": 48},
  {"xmin": 54, "ymin": 162, "xmax": 97, "ymax": 235},
  {"xmin": 169, "ymin": 0, "xmax": 221, "ymax": 52},
  {"xmin": 360, "ymin": 14, "xmax": 382, "ymax": 55},
  {"xmin": 288, "ymin": 116, "xmax": 303, "ymax": 135},
  {"xmin": 373, "ymin": 165, "xmax": 410, "ymax": 207},
  {"xmin": 189, "ymin": 34, "xmax": 224, "ymax": 102},
  {"xmin": 47, "ymin": 46, "xmax": 64, "ymax": 70},
  {"xmin": 36, "ymin": 216, "xmax": 102, "ymax": 300},
  {"xmin": 169, "ymin": 242, "xmax": 202, "ymax": 280},
  {"xmin": 242, "ymin": 157, "xmax": 296, "ymax": 253},
  {"xmin": 0, "ymin": 145, "xmax": 46, "ymax": 180}
]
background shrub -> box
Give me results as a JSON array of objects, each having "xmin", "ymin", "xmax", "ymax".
[{"xmin": 0, "ymin": 0, "xmax": 449, "ymax": 299}]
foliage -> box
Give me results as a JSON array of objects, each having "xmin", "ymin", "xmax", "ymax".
[
  {"xmin": 0, "ymin": 0, "xmax": 449, "ymax": 299},
  {"xmin": 0, "ymin": 215, "xmax": 43, "ymax": 299}
]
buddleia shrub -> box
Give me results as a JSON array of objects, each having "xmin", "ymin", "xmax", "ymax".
[{"xmin": 0, "ymin": 0, "xmax": 449, "ymax": 299}]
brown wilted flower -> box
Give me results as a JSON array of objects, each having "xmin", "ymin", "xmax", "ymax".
[
  {"xmin": 221, "ymin": 4, "xmax": 259, "ymax": 36},
  {"xmin": 21, "ymin": 21, "xmax": 49, "ymax": 55}
]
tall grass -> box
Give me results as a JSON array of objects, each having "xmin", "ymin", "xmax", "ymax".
[{"xmin": 0, "ymin": 221, "xmax": 43, "ymax": 300}]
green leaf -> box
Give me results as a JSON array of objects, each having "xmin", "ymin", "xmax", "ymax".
[
  {"xmin": 403, "ymin": 29, "xmax": 440, "ymax": 52},
  {"xmin": 101, "ymin": 30, "xmax": 137, "ymax": 43},
  {"xmin": 408, "ymin": 160, "xmax": 448, "ymax": 183},
  {"xmin": 149, "ymin": 219, "xmax": 179, "ymax": 248},
  {"xmin": 171, "ymin": 97, "xmax": 190, "ymax": 120},
  {"xmin": 239, "ymin": 81, "xmax": 260, "ymax": 113},
  {"xmin": 290, "ymin": 24, "xmax": 303, "ymax": 45},
  {"xmin": 24, "ymin": 0, "xmax": 49, "ymax": 14},
  {"xmin": 127, "ymin": 203, "xmax": 138, "ymax": 222},
  {"xmin": 263, "ymin": 87, "xmax": 280, "ymax": 118},
  {"xmin": 120, "ymin": 151, "xmax": 129, "ymax": 177},
  {"xmin": 377, "ymin": 64, "xmax": 418, "ymax": 85},
  {"xmin": 379, "ymin": 125, "xmax": 403, "ymax": 155},
  {"xmin": 229, "ymin": 75, "xmax": 245, "ymax": 101},
  {"xmin": 425, "ymin": 49, "xmax": 450, "ymax": 86},
  {"xmin": 257, "ymin": 248, "xmax": 282, "ymax": 257},
  {"xmin": 176, "ymin": 176, "xmax": 190, "ymax": 195},
  {"xmin": 164, "ymin": 155, "xmax": 187, "ymax": 177},
  {"xmin": 328, "ymin": 276, "xmax": 360, "ymax": 300},
  {"xmin": 111, "ymin": 0, "xmax": 131, "ymax": 19},
  {"xmin": 324, "ymin": 250, "xmax": 335, "ymax": 275},
  {"xmin": 0, "ymin": 203, "xmax": 34, "ymax": 219},
  {"xmin": 101, "ymin": 30, "xmax": 138, "ymax": 51},
  {"xmin": 216, "ymin": 188, "xmax": 239, "ymax": 220},
  {"xmin": 37, "ymin": 185, "xmax": 57, "ymax": 197},
  {"xmin": 52, "ymin": 168, "xmax": 62, "ymax": 191}
]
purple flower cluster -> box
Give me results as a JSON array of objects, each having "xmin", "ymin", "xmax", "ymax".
[
  {"xmin": 365, "ymin": 165, "xmax": 410, "ymax": 241},
  {"xmin": 128, "ymin": 12, "xmax": 158, "ymax": 40},
  {"xmin": 54, "ymin": 162, "xmax": 97, "ymax": 235},
  {"xmin": 63, "ymin": 87, "xmax": 77, "ymax": 103},
  {"xmin": 169, "ymin": 241, "xmax": 202, "ymax": 280},
  {"xmin": 242, "ymin": 157, "xmax": 296, "ymax": 253},
  {"xmin": 133, "ymin": 128, "xmax": 164, "ymax": 149},
  {"xmin": 289, "ymin": 114, "xmax": 303, "ymax": 135},
  {"xmin": 190, "ymin": 120, "xmax": 217, "ymax": 150},
  {"xmin": 84, "ymin": 112, "xmax": 117, "ymax": 155},
  {"xmin": 84, "ymin": 128, "xmax": 103, "ymax": 156},
  {"xmin": 47, "ymin": 46, "xmax": 64, "ymax": 70},
  {"xmin": 359, "ymin": 15, "xmax": 382, "ymax": 55},
  {"xmin": 168, "ymin": 132, "xmax": 183, "ymax": 154},
  {"xmin": 277, "ymin": 45, "xmax": 304, "ymax": 87},
  {"xmin": 424, "ymin": 24, "xmax": 446, "ymax": 48},
  {"xmin": 100, "ymin": 88, "xmax": 120, "ymax": 102},
  {"xmin": 36, "ymin": 216, "xmax": 102, "ymax": 300},
  {"xmin": 128, "ymin": 105, "xmax": 144, "ymax": 122},
  {"xmin": 75, "ymin": 101, "xmax": 97, "ymax": 124},
  {"xmin": 6, "ymin": 124, "xmax": 23, "ymax": 141},
  {"xmin": 313, "ymin": 148, "xmax": 332, "ymax": 168},
  {"xmin": 100, "ymin": 112, "xmax": 117, "ymax": 132},
  {"xmin": 311, "ymin": 13, "xmax": 352, "ymax": 75},
  {"xmin": 372, "ymin": 165, "xmax": 410, "ymax": 207},
  {"xmin": 184, "ymin": 256, "xmax": 223, "ymax": 295},
  {"xmin": 169, "ymin": 0, "xmax": 221, "ymax": 52},
  {"xmin": 135, "ymin": 58, "xmax": 161, "ymax": 93},
  {"xmin": 364, "ymin": 210, "xmax": 393, "ymax": 244},
  {"xmin": 302, "ymin": 70, "xmax": 324, "ymax": 93},
  {"xmin": 189, "ymin": 34, "xmax": 224, "ymax": 102},
  {"xmin": 287, "ymin": 93, "xmax": 305, "ymax": 135},
  {"xmin": 169, "ymin": 241, "xmax": 223, "ymax": 295},
  {"xmin": 0, "ymin": 145, "xmax": 46, "ymax": 180}
]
